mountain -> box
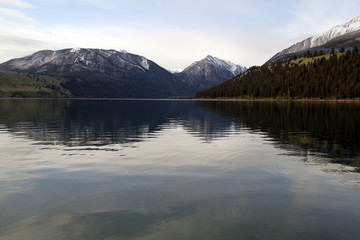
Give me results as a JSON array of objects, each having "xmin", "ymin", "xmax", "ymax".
[
  {"xmin": 0, "ymin": 48, "xmax": 192, "ymax": 98},
  {"xmin": 266, "ymin": 16, "xmax": 360, "ymax": 64},
  {"xmin": 176, "ymin": 55, "xmax": 247, "ymax": 91}
]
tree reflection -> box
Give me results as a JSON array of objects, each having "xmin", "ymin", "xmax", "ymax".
[{"xmin": 197, "ymin": 100, "xmax": 360, "ymax": 169}]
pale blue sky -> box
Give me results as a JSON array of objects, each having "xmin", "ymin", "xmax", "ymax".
[{"xmin": 1, "ymin": 0, "xmax": 360, "ymax": 69}]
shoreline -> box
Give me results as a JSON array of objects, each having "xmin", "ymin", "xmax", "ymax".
[
  {"xmin": 194, "ymin": 98, "xmax": 360, "ymax": 102},
  {"xmin": 1, "ymin": 97, "xmax": 360, "ymax": 102}
]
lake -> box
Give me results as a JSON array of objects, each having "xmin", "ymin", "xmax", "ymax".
[{"xmin": 0, "ymin": 99, "xmax": 359, "ymax": 240}]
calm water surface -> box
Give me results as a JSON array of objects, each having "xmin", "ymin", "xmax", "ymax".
[{"xmin": 0, "ymin": 99, "xmax": 359, "ymax": 240}]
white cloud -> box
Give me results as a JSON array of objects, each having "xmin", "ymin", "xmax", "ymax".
[
  {"xmin": 0, "ymin": 0, "xmax": 34, "ymax": 8},
  {"xmin": 0, "ymin": 7, "xmax": 38, "ymax": 23},
  {"xmin": 0, "ymin": 3, "xmax": 42, "ymax": 63}
]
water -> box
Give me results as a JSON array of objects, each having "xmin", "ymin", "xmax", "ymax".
[{"xmin": 0, "ymin": 99, "xmax": 359, "ymax": 240}]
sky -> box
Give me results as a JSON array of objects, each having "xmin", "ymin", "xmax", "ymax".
[{"xmin": 0, "ymin": 0, "xmax": 360, "ymax": 70}]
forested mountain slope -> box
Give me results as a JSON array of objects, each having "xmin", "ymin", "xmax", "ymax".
[
  {"xmin": 0, "ymin": 70, "xmax": 70, "ymax": 97},
  {"xmin": 196, "ymin": 49, "xmax": 360, "ymax": 99}
]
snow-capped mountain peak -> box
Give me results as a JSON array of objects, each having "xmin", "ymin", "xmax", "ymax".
[
  {"xmin": 267, "ymin": 16, "xmax": 360, "ymax": 64},
  {"xmin": 177, "ymin": 55, "xmax": 247, "ymax": 91},
  {"xmin": 1, "ymin": 48, "xmax": 152, "ymax": 73},
  {"xmin": 309, "ymin": 16, "xmax": 360, "ymax": 48},
  {"xmin": 202, "ymin": 55, "xmax": 246, "ymax": 75}
]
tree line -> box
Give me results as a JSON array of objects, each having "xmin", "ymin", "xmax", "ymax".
[{"xmin": 195, "ymin": 48, "xmax": 360, "ymax": 99}]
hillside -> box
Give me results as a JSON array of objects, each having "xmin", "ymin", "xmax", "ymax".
[
  {"xmin": 0, "ymin": 70, "xmax": 71, "ymax": 98},
  {"xmin": 195, "ymin": 49, "xmax": 360, "ymax": 99}
]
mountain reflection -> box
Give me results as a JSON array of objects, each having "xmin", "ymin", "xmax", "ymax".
[
  {"xmin": 1, "ymin": 99, "xmax": 360, "ymax": 171},
  {"xmin": 0, "ymin": 99, "xmax": 234, "ymax": 146},
  {"xmin": 197, "ymin": 100, "xmax": 360, "ymax": 170}
]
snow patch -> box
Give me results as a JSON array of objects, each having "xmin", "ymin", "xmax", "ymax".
[
  {"xmin": 140, "ymin": 57, "xmax": 149, "ymax": 70},
  {"xmin": 169, "ymin": 68, "xmax": 183, "ymax": 73},
  {"xmin": 70, "ymin": 48, "xmax": 81, "ymax": 53},
  {"xmin": 230, "ymin": 65, "xmax": 238, "ymax": 74}
]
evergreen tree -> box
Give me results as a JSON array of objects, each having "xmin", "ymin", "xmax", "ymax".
[
  {"xmin": 306, "ymin": 51, "xmax": 312, "ymax": 58},
  {"xmin": 331, "ymin": 48, "xmax": 335, "ymax": 55}
]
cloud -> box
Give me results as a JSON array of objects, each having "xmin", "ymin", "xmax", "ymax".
[
  {"xmin": 0, "ymin": 7, "xmax": 38, "ymax": 23},
  {"xmin": 0, "ymin": 0, "xmax": 34, "ymax": 8},
  {"xmin": 0, "ymin": 24, "xmax": 51, "ymax": 63},
  {"xmin": 0, "ymin": 2, "xmax": 40, "ymax": 63}
]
